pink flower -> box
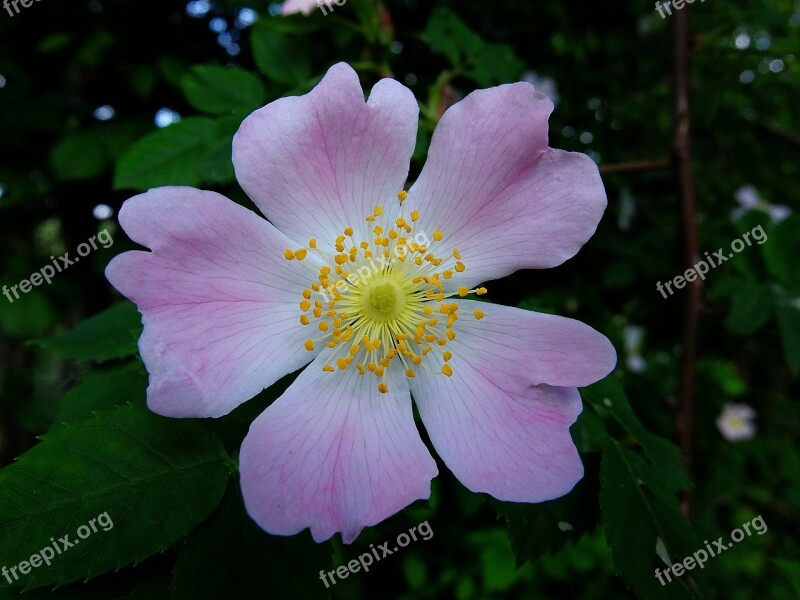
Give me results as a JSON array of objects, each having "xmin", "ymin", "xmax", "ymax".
[
  {"xmin": 281, "ymin": 0, "xmax": 332, "ymax": 16},
  {"xmin": 106, "ymin": 62, "xmax": 616, "ymax": 543}
]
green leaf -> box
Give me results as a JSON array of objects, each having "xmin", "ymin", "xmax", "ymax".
[
  {"xmin": 421, "ymin": 7, "xmax": 481, "ymax": 69},
  {"xmin": 180, "ymin": 66, "xmax": 266, "ymax": 115},
  {"xmin": 600, "ymin": 437, "xmax": 703, "ymax": 600},
  {"xmin": 724, "ymin": 279, "xmax": 774, "ymax": 335},
  {"xmin": 582, "ymin": 378, "xmax": 691, "ymax": 493},
  {"xmin": 51, "ymin": 124, "xmax": 146, "ymax": 182},
  {"xmin": 420, "ymin": 8, "xmax": 524, "ymax": 86},
  {"xmin": 58, "ymin": 361, "xmax": 148, "ymax": 422},
  {"xmin": 0, "ymin": 405, "xmax": 230, "ymax": 591},
  {"xmin": 493, "ymin": 456, "xmax": 600, "ymax": 564},
  {"xmin": 199, "ymin": 114, "xmax": 246, "ymax": 185},
  {"xmin": 776, "ymin": 301, "xmax": 800, "ymax": 378},
  {"xmin": 251, "ymin": 25, "xmax": 312, "ymax": 86},
  {"xmin": 763, "ymin": 215, "xmax": 800, "ymax": 287},
  {"xmin": 0, "ymin": 558, "xmax": 171, "ymax": 599},
  {"xmin": 34, "ymin": 302, "xmax": 142, "ymax": 363},
  {"xmin": 172, "ymin": 485, "xmax": 331, "ymax": 600},
  {"xmin": 113, "ymin": 117, "xmax": 218, "ymax": 190}
]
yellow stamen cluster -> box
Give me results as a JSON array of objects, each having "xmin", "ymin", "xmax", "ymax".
[{"xmin": 285, "ymin": 191, "xmax": 487, "ymax": 393}]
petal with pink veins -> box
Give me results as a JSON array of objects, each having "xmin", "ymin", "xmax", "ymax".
[
  {"xmin": 240, "ymin": 351, "xmax": 438, "ymax": 543},
  {"xmin": 106, "ymin": 187, "xmax": 316, "ymax": 418},
  {"xmin": 410, "ymin": 302, "xmax": 616, "ymax": 502},
  {"xmin": 233, "ymin": 62, "xmax": 418, "ymax": 247},
  {"xmin": 408, "ymin": 83, "xmax": 607, "ymax": 289},
  {"xmin": 453, "ymin": 300, "xmax": 617, "ymax": 388}
]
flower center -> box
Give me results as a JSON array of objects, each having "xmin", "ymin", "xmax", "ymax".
[
  {"xmin": 284, "ymin": 191, "xmax": 487, "ymax": 393},
  {"xmin": 365, "ymin": 280, "xmax": 403, "ymax": 320}
]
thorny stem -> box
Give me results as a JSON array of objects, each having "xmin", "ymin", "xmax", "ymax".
[{"xmin": 673, "ymin": 7, "xmax": 702, "ymax": 518}]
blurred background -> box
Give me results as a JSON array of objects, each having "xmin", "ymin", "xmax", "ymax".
[{"xmin": 0, "ymin": 0, "xmax": 798, "ymax": 598}]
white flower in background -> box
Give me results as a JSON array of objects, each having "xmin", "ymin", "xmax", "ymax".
[
  {"xmin": 623, "ymin": 324, "xmax": 646, "ymax": 373},
  {"xmin": 732, "ymin": 185, "xmax": 791, "ymax": 224},
  {"xmin": 716, "ymin": 403, "xmax": 757, "ymax": 442},
  {"xmin": 521, "ymin": 72, "xmax": 559, "ymax": 106}
]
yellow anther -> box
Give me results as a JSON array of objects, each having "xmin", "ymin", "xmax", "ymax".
[
  {"xmin": 412, "ymin": 355, "xmax": 422, "ymax": 365},
  {"xmin": 322, "ymin": 364, "xmax": 335, "ymax": 373},
  {"xmin": 308, "ymin": 238, "xmax": 317, "ymax": 249},
  {"xmin": 378, "ymin": 382, "xmax": 389, "ymax": 394},
  {"xmin": 284, "ymin": 249, "xmax": 295, "ymax": 260},
  {"xmin": 433, "ymin": 230, "xmax": 443, "ymax": 242},
  {"xmin": 457, "ymin": 287, "xmax": 469, "ymax": 297},
  {"xmin": 336, "ymin": 357, "xmax": 349, "ymax": 371},
  {"xmin": 410, "ymin": 210, "xmax": 420, "ymax": 222},
  {"xmin": 302, "ymin": 289, "xmax": 312, "ymax": 300},
  {"xmin": 357, "ymin": 364, "xmax": 365, "ymax": 375},
  {"xmin": 344, "ymin": 227, "xmax": 353, "ymax": 236},
  {"xmin": 397, "ymin": 191, "xmax": 408, "ymax": 201},
  {"xmin": 446, "ymin": 329, "xmax": 456, "ymax": 340},
  {"xmin": 304, "ymin": 339, "xmax": 315, "ymax": 351},
  {"xmin": 443, "ymin": 351, "xmax": 452, "ymax": 362},
  {"xmin": 373, "ymin": 205, "xmax": 383, "ymax": 216},
  {"xmin": 442, "ymin": 364, "xmax": 454, "ymax": 377},
  {"xmin": 455, "ymin": 261, "xmax": 466, "ymax": 272},
  {"xmin": 423, "ymin": 307, "xmax": 433, "ymax": 315},
  {"xmin": 350, "ymin": 344, "xmax": 360, "ymax": 356},
  {"xmin": 453, "ymin": 248, "xmax": 461, "ymax": 260},
  {"xmin": 375, "ymin": 366, "xmax": 385, "ymax": 377},
  {"xmin": 335, "ymin": 254, "xmax": 348, "ymax": 265},
  {"xmin": 474, "ymin": 309, "xmax": 485, "ymax": 320},
  {"xmin": 320, "ymin": 266, "xmax": 331, "ymax": 276},
  {"xmin": 443, "ymin": 270, "xmax": 453, "ymax": 279},
  {"xmin": 300, "ymin": 300, "xmax": 311, "ymax": 311},
  {"xmin": 299, "ymin": 315, "xmax": 310, "ymax": 326},
  {"xmin": 319, "ymin": 322, "xmax": 329, "ymax": 332},
  {"xmin": 295, "ymin": 248, "xmax": 308, "ymax": 260},
  {"xmin": 405, "ymin": 368, "xmax": 416, "ymax": 378},
  {"xmin": 476, "ymin": 287, "xmax": 488, "ymax": 295}
]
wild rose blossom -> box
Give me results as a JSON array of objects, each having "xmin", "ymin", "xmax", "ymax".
[
  {"xmin": 106, "ymin": 62, "xmax": 616, "ymax": 543},
  {"xmin": 716, "ymin": 403, "xmax": 757, "ymax": 442}
]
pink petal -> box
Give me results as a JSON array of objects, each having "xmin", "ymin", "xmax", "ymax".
[
  {"xmin": 240, "ymin": 353, "xmax": 438, "ymax": 543},
  {"xmin": 410, "ymin": 302, "xmax": 615, "ymax": 502},
  {"xmin": 281, "ymin": 0, "xmax": 329, "ymax": 15},
  {"xmin": 232, "ymin": 62, "xmax": 418, "ymax": 247},
  {"xmin": 106, "ymin": 187, "xmax": 316, "ymax": 418},
  {"xmin": 408, "ymin": 83, "xmax": 607, "ymax": 288},
  {"xmin": 454, "ymin": 300, "xmax": 616, "ymax": 388}
]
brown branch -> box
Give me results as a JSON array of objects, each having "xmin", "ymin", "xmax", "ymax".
[
  {"xmin": 599, "ymin": 158, "xmax": 671, "ymax": 175},
  {"xmin": 673, "ymin": 8, "xmax": 703, "ymax": 518}
]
